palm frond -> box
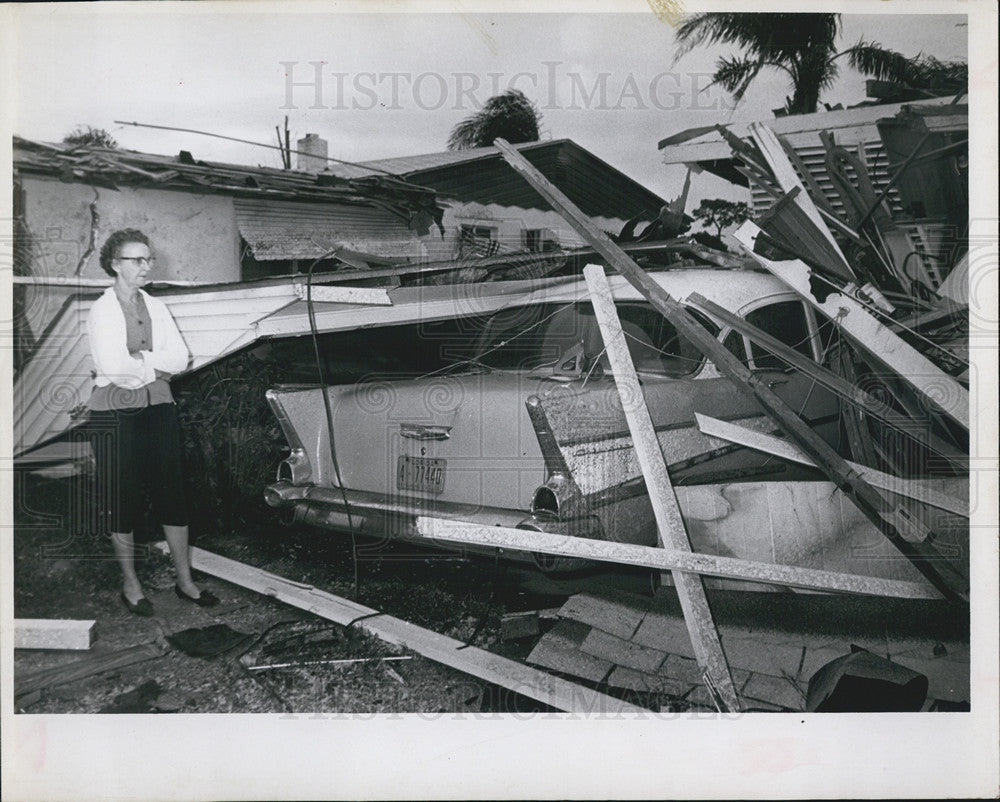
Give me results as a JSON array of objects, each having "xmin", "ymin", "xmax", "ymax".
[
  {"xmin": 447, "ymin": 89, "xmax": 542, "ymax": 151},
  {"xmin": 711, "ymin": 56, "xmax": 764, "ymax": 98},
  {"xmin": 843, "ymin": 39, "xmax": 913, "ymax": 82},
  {"xmin": 906, "ymin": 54, "xmax": 968, "ymax": 91}
]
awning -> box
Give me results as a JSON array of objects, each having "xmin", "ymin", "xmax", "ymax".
[{"xmin": 234, "ymin": 198, "xmax": 425, "ymax": 262}]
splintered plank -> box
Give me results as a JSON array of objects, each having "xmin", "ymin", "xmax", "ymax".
[
  {"xmin": 14, "ymin": 642, "xmax": 165, "ymax": 699},
  {"xmin": 15, "ymin": 619, "xmax": 96, "ymax": 651},
  {"xmin": 694, "ymin": 413, "xmax": 969, "ymax": 517},
  {"xmin": 734, "ymin": 221, "xmax": 969, "ymax": 431},
  {"xmin": 748, "ymin": 121, "xmax": 852, "ymax": 274},
  {"xmin": 171, "ymin": 545, "xmax": 642, "ymax": 714},
  {"xmin": 526, "ymin": 620, "xmax": 613, "ymax": 684},
  {"xmin": 582, "ymin": 263, "xmax": 741, "ymax": 712},
  {"xmin": 414, "ymin": 518, "xmax": 942, "ymax": 599},
  {"xmin": 686, "ymin": 293, "xmax": 967, "ymax": 471},
  {"xmin": 557, "ymin": 591, "xmax": 651, "ymax": 641}
]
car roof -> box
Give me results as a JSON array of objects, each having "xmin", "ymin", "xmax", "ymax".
[{"xmin": 519, "ymin": 268, "xmax": 797, "ymax": 318}]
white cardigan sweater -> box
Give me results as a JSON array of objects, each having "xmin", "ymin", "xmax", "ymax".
[{"xmin": 87, "ymin": 287, "xmax": 190, "ymax": 390}]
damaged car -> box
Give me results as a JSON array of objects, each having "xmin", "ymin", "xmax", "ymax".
[{"xmin": 264, "ymin": 266, "xmax": 857, "ymax": 572}]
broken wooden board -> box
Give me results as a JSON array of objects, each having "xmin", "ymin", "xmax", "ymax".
[
  {"xmin": 735, "ymin": 220, "xmax": 969, "ymax": 431},
  {"xmin": 584, "ymin": 262, "xmax": 740, "ymax": 711},
  {"xmin": 749, "ymin": 122, "xmax": 853, "ymax": 275},
  {"xmin": 293, "ymin": 282, "xmax": 393, "ymax": 306},
  {"xmin": 14, "ymin": 642, "xmax": 166, "ymax": 700},
  {"xmin": 416, "ymin": 517, "xmax": 941, "ymax": 599},
  {"xmin": 694, "ymin": 413, "xmax": 969, "ymax": 517},
  {"xmin": 15, "ymin": 619, "xmax": 96, "ymax": 650},
  {"xmin": 172, "ymin": 544, "xmax": 646, "ymax": 714},
  {"xmin": 686, "ymin": 292, "xmax": 967, "ymax": 470}
]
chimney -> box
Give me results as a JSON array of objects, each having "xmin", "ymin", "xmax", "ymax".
[{"xmin": 296, "ymin": 133, "xmax": 328, "ymax": 172}]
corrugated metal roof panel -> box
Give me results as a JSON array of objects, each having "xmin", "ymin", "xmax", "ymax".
[{"xmin": 233, "ymin": 198, "xmax": 423, "ymax": 261}]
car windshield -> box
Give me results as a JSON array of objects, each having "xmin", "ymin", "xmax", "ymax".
[{"xmin": 473, "ymin": 300, "xmax": 717, "ymax": 378}]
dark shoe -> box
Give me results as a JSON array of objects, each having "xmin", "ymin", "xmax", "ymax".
[
  {"xmin": 175, "ymin": 584, "xmax": 220, "ymax": 608},
  {"xmin": 121, "ymin": 591, "xmax": 154, "ymax": 617}
]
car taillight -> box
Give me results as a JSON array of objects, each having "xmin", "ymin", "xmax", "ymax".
[{"xmin": 267, "ymin": 389, "xmax": 313, "ymax": 484}]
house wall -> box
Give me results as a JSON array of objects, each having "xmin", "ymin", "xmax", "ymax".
[
  {"xmin": 18, "ymin": 175, "xmax": 240, "ymax": 339},
  {"xmin": 440, "ymin": 201, "xmax": 636, "ymax": 255}
]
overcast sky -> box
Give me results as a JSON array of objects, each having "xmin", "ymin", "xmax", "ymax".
[{"xmin": 10, "ymin": 4, "xmax": 969, "ymax": 207}]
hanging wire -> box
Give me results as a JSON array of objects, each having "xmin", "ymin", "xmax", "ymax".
[
  {"xmin": 809, "ymin": 272, "xmax": 969, "ymax": 367},
  {"xmin": 305, "ymin": 250, "xmax": 361, "ymax": 598},
  {"xmin": 411, "ymin": 298, "xmax": 581, "ymax": 381}
]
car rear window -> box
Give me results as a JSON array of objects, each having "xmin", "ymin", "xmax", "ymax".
[{"xmin": 475, "ymin": 300, "xmax": 717, "ymax": 378}]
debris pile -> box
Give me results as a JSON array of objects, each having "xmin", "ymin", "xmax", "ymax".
[{"xmin": 488, "ymin": 120, "xmax": 970, "ymax": 712}]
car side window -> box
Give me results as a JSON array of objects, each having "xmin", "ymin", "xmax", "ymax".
[
  {"xmin": 723, "ymin": 329, "xmax": 751, "ymax": 366},
  {"xmin": 744, "ymin": 300, "xmax": 814, "ymax": 370}
]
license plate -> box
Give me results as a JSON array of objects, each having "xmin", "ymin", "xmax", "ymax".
[{"xmin": 397, "ymin": 456, "xmax": 446, "ymax": 494}]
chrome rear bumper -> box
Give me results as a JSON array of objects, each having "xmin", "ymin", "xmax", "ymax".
[{"xmin": 264, "ymin": 480, "xmax": 602, "ymax": 571}]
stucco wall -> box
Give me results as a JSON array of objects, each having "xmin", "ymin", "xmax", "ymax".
[{"xmin": 19, "ymin": 175, "xmax": 240, "ymax": 338}]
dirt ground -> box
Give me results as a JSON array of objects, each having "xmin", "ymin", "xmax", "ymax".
[{"xmin": 12, "ymin": 471, "xmax": 658, "ymax": 715}]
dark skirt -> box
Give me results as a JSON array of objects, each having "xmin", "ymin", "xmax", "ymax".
[{"xmin": 82, "ymin": 402, "xmax": 189, "ymax": 533}]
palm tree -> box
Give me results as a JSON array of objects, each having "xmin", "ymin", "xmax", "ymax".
[
  {"xmin": 674, "ymin": 13, "xmax": 967, "ymax": 115},
  {"xmin": 447, "ymin": 89, "xmax": 542, "ymax": 150}
]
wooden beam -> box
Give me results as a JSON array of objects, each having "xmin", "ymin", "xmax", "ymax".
[
  {"xmin": 414, "ymin": 518, "xmax": 941, "ymax": 600},
  {"xmin": 170, "ymin": 544, "xmax": 646, "ymax": 715},
  {"xmin": 15, "ymin": 619, "xmax": 96, "ymax": 650},
  {"xmin": 734, "ymin": 221, "xmax": 969, "ymax": 431},
  {"xmin": 14, "ymin": 643, "xmax": 164, "ymax": 700},
  {"xmin": 493, "ymin": 137, "xmax": 968, "ymax": 603},
  {"xmin": 687, "ymin": 292, "xmax": 967, "ymax": 468},
  {"xmin": 693, "ymin": 413, "xmax": 968, "ymax": 518},
  {"xmin": 748, "ymin": 122, "xmax": 852, "ymax": 276},
  {"xmin": 583, "ymin": 264, "xmax": 741, "ymax": 712},
  {"xmin": 293, "ymin": 283, "xmax": 392, "ymax": 306}
]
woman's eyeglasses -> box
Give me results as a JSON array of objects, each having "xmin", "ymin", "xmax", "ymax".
[{"xmin": 115, "ymin": 256, "xmax": 156, "ymax": 266}]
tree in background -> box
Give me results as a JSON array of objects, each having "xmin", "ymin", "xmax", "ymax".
[
  {"xmin": 447, "ymin": 89, "xmax": 542, "ymax": 151},
  {"xmin": 673, "ymin": 12, "xmax": 967, "ymax": 115},
  {"xmin": 62, "ymin": 125, "xmax": 118, "ymax": 148},
  {"xmin": 692, "ymin": 198, "xmax": 750, "ymax": 239}
]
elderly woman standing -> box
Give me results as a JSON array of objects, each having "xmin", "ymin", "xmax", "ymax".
[{"xmin": 87, "ymin": 228, "xmax": 218, "ymax": 614}]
